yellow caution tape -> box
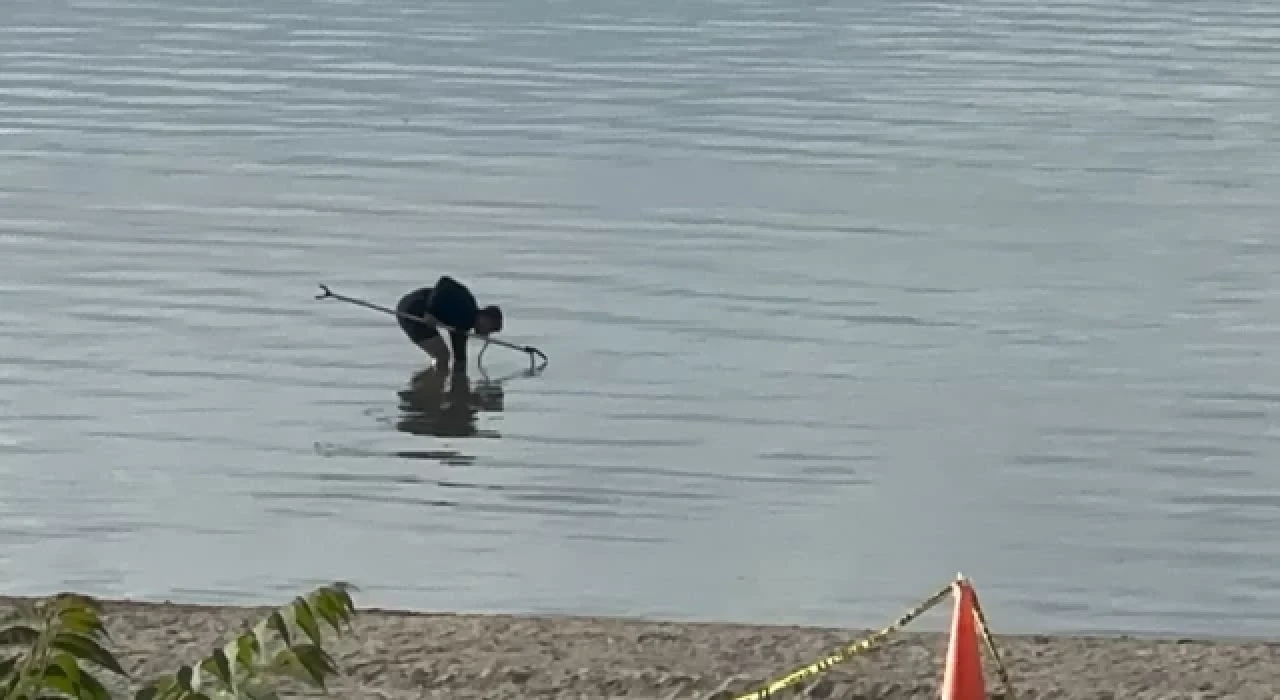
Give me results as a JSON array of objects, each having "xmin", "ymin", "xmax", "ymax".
[
  {"xmin": 730, "ymin": 582, "xmax": 953, "ymax": 700},
  {"xmin": 968, "ymin": 583, "xmax": 1015, "ymax": 698},
  {"xmin": 730, "ymin": 575, "xmax": 1014, "ymax": 700}
]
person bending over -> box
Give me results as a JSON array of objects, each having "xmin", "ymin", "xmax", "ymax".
[{"xmin": 396, "ymin": 275, "xmax": 503, "ymax": 373}]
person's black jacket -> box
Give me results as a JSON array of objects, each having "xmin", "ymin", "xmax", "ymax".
[{"xmin": 425, "ymin": 275, "xmax": 478, "ymax": 366}]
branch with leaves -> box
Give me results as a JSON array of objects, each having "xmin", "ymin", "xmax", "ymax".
[
  {"xmin": 0, "ymin": 592, "xmax": 126, "ymax": 700},
  {"xmin": 0, "ymin": 583, "xmax": 358, "ymax": 700}
]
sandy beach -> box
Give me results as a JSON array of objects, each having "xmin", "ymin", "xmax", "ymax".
[{"xmin": 4, "ymin": 594, "xmax": 1278, "ymax": 699}]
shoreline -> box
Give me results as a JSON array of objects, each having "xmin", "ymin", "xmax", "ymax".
[{"xmin": 4, "ymin": 595, "xmax": 1279, "ymax": 699}]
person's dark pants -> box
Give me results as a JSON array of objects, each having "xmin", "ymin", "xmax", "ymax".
[{"xmin": 396, "ymin": 291, "xmax": 439, "ymax": 345}]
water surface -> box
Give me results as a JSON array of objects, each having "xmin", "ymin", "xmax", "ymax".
[{"xmin": 3, "ymin": 0, "xmax": 1280, "ymax": 637}]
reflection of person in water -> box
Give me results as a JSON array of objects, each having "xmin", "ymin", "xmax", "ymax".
[{"xmin": 395, "ymin": 366, "xmax": 503, "ymax": 439}]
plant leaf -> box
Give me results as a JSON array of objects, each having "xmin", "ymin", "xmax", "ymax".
[
  {"xmin": 50, "ymin": 593, "xmax": 101, "ymax": 610},
  {"xmin": 325, "ymin": 583, "xmax": 356, "ymax": 616},
  {"xmin": 249, "ymin": 622, "xmax": 273, "ymax": 669},
  {"xmin": 0, "ymin": 653, "xmax": 21, "ymax": 680},
  {"xmin": 50, "ymin": 632, "xmax": 129, "ymax": 678},
  {"xmin": 292, "ymin": 644, "xmax": 338, "ymax": 685},
  {"xmin": 264, "ymin": 649, "xmax": 322, "ymax": 688},
  {"xmin": 50, "ymin": 652, "xmax": 83, "ymax": 689},
  {"xmin": 208, "ymin": 648, "xmax": 233, "ymax": 689},
  {"xmin": 39, "ymin": 663, "xmax": 80, "ymax": 699},
  {"xmin": 57, "ymin": 608, "xmax": 108, "ymax": 641},
  {"xmin": 76, "ymin": 665, "xmax": 114, "ymax": 700},
  {"xmin": 135, "ymin": 676, "xmax": 176, "ymax": 700},
  {"xmin": 40, "ymin": 659, "xmax": 111, "ymax": 700},
  {"xmin": 291, "ymin": 597, "xmax": 322, "ymax": 647},
  {"xmin": 310, "ymin": 587, "xmax": 355, "ymax": 635},
  {"xmin": 239, "ymin": 679, "xmax": 281, "ymax": 700},
  {"xmin": 190, "ymin": 660, "xmax": 205, "ymax": 692},
  {"xmin": 0, "ymin": 624, "xmax": 41, "ymax": 647},
  {"xmin": 265, "ymin": 612, "xmax": 290, "ymax": 648},
  {"xmin": 310, "ymin": 601, "xmax": 342, "ymax": 636},
  {"xmin": 42, "ymin": 658, "xmax": 109, "ymax": 700},
  {"xmin": 265, "ymin": 644, "xmax": 338, "ymax": 690},
  {"xmin": 233, "ymin": 634, "xmax": 258, "ymax": 671},
  {"xmin": 125, "ymin": 584, "xmax": 357, "ymax": 700}
]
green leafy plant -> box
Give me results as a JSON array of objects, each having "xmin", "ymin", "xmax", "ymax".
[
  {"xmin": 0, "ymin": 592, "xmax": 125, "ymax": 700},
  {"xmin": 0, "ymin": 583, "xmax": 357, "ymax": 700}
]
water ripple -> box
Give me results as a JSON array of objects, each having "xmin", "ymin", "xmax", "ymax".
[{"xmin": 2, "ymin": 0, "xmax": 1280, "ymax": 637}]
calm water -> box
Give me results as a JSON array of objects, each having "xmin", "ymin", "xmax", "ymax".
[{"xmin": 3, "ymin": 0, "xmax": 1280, "ymax": 638}]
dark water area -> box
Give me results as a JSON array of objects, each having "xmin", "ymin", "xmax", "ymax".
[{"xmin": 3, "ymin": 0, "xmax": 1280, "ymax": 636}]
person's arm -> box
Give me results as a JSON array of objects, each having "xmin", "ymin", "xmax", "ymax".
[{"xmin": 449, "ymin": 329, "xmax": 468, "ymax": 373}]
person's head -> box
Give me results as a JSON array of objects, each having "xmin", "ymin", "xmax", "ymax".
[{"xmin": 474, "ymin": 305, "xmax": 503, "ymax": 336}]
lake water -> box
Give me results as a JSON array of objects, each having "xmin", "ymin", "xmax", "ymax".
[{"xmin": 3, "ymin": 0, "xmax": 1280, "ymax": 639}]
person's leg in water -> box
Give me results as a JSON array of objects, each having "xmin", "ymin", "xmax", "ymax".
[
  {"xmin": 416, "ymin": 333, "xmax": 451, "ymax": 369},
  {"xmin": 409, "ymin": 364, "xmax": 448, "ymax": 393},
  {"xmin": 396, "ymin": 300, "xmax": 451, "ymax": 369}
]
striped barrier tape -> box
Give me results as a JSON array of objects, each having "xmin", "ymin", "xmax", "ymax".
[
  {"xmin": 730, "ymin": 576, "xmax": 1013, "ymax": 700},
  {"xmin": 967, "ymin": 581, "xmax": 1014, "ymax": 695}
]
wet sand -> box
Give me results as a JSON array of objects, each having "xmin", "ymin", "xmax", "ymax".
[{"xmin": 4, "ymin": 596, "xmax": 1279, "ymax": 699}]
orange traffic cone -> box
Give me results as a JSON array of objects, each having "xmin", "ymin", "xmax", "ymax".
[{"xmin": 940, "ymin": 577, "xmax": 986, "ymax": 700}]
